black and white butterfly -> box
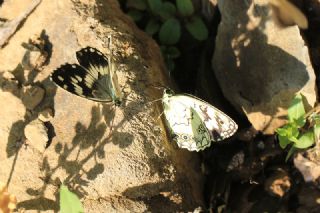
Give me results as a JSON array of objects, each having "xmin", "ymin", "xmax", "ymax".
[
  {"xmin": 162, "ymin": 89, "xmax": 238, "ymax": 151},
  {"xmin": 51, "ymin": 46, "xmax": 122, "ymax": 106}
]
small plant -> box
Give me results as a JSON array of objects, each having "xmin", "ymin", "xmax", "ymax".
[
  {"xmin": 276, "ymin": 94, "xmax": 320, "ymax": 161},
  {"xmin": 122, "ymin": 0, "xmax": 208, "ymax": 72},
  {"xmin": 60, "ymin": 184, "xmax": 84, "ymax": 213}
]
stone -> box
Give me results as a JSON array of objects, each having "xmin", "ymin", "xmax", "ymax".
[
  {"xmin": 0, "ymin": 71, "xmax": 19, "ymax": 95},
  {"xmin": 21, "ymin": 50, "xmax": 42, "ymax": 70},
  {"xmin": 212, "ymin": 0, "xmax": 316, "ymax": 134},
  {"xmin": 21, "ymin": 85, "xmax": 45, "ymax": 110},
  {"xmin": 294, "ymin": 153, "xmax": 320, "ymax": 182},
  {"xmin": 226, "ymin": 151, "xmax": 245, "ymax": 172},
  {"xmin": 0, "ymin": 0, "xmax": 204, "ymax": 211},
  {"xmin": 21, "ymin": 32, "xmax": 49, "ymax": 71},
  {"xmin": 38, "ymin": 108, "xmax": 53, "ymax": 122},
  {"xmin": 264, "ymin": 170, "xmax": 291, "ymax": 197},
  {"xmin": 24, "ymin": 119, "xmax": 48, "ymax": 153}
]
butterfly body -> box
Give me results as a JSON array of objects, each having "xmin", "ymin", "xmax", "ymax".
[
  {"xmin": 162, "ymin": 89, "xmax": 238, "ymax": 151},
  {"xmin": 51, "ymin": 47, "xmax": 122, "ymax": 106}
]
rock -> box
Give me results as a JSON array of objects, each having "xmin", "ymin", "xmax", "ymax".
[
  {"xmin": 0, "ymin": 0, "xmax": 204, "ymax": 211},
  {"xmin": 226, "ymin": 151, "xmax": 245, "ymax": 172},
  {"xmin": 269, "ymin": 0, "xmax": 308, "ymax": 29},
  {"xmin": 212, "ymin": 0, "xmax": 316, "ymax": 134},
  {"xmin": 24, "ymin": 119, "xmax": 48, "ymax": 153},
  {"xmin": 0, "ymin": 90, "xmax": 26, "ymax": 157},
  {"xmin": 21, "ymin": 85, "xmax": 45, "ymax": 110},
  {"xmin": 264, "ymin": 170, "xmax": 291, "ymax": 197},
  {"xmin": 0, "ymin": 71, "xmax": 19, "ymax": 95},
  {"xmin": 21, "ymin": 50, "xmax": 43, "ymax": 70},
  {"xmin": 21, "ymin": 32, "xmax": 49, "ymax": 71},
  {"xmin": 38, "ymin": 108, "xmax": 53, "ymax": 122},
  {"xmin": 294, "ymin": 153, "xmax": 320, "ymax": 182}
]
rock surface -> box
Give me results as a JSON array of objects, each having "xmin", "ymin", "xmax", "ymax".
[
  {"xmin": 0, "ymin": 0, "xmax": 204, "ymax": 211},
  {"xmin": 212, "ymin": 0, "xmax": 317, "ymax": 134},
  {"xmin": 21, "ymin": 85, "xmax": 45, "ymax": 110},
  {"xmin": 24, "ymin": 119, "xmax": 48, "ymax": 152},
  {"xmin": 38, "ymin": 108, "xmax": 53, "ymax": 122},
  {"xmin": 294, "ymin": 152, "xmax": 320, "ymax": 182}
]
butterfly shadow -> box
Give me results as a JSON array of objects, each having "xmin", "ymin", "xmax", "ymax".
[
  {"xmin": 122, "ymin": 181, "xmax": 181, "ymax": 211},
  {"xmin": 17, "ymin": 101, "xmax": 137, "ymax": 211}
]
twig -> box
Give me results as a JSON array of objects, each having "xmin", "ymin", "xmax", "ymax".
[{"xmin": 0, "ymin": 0, "xmax": 41, "ymax": 47}]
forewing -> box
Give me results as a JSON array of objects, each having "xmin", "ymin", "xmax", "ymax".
[
  {"xmin": 162, "ymin": 96, "xmax": 211, "ymax": 151},
  {"xmin": 76, "ymin": 47, "xmax": 121, "ymax": 103},
  {"xmin": 171, "ymin": 95, "xmax": 238, "ymax": 141},
  {"xmin": 76, "ymin": 47, "xmax": 109, "ymax": 72},
  {"xmin": 51, "ymin": 63, "xmax": 113, "ymax": 102}
]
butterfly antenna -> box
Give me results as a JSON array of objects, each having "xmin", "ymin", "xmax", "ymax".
[
  {"xmin": 156, "ymin": 110, "xmax": 165, "ymax": 121},
  {"xmin": 107, "ymin": 35, "xmax": 114, "ymax": 63},
  {"xmin": 145, "ymin": 97, "xmax": 163, "ymax": 105},
  {"xmin": 107, "ymin": 35, "xmax": 112, "ymax": 52},
  {"xmin": 150, "ymin": 84, "xmax": 168, "ymax": 91}
]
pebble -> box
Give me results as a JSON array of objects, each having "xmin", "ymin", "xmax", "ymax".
[
  {"xmin": 24, "ymin": 119, "xmax": 48, "ymax": 152},
  {"xmin": 38, "ymin": 108, "xmax": 53, "ymax": 122},
  {"xmin": 21, "ymin": 85, "xmax": 45, "ymax": 110}
]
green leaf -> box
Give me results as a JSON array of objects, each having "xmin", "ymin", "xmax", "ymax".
[
  {"xmin": 276, "ymin": 126, "xmax": 289, "ymax": 136},
  {"xmin": 166, "ymin": 46, "xmax": 181, "ymax": 58},
  {"xmin": 145, "ymin": 19, "xmax": 160, "ymax": 36},
  {"xmin": 60, "ymin": 185, "xmax": 84, "ymax": 213},
  {"xmin": 148, "ymin": 0, "xmax": 163, "ymax": 14},
  {"xmin": 158, "ymin": 2, "xmax": 176, "ymax": 20},
  {"xmin": 278, "ymin": 135, "xmax": 290, "ymax": 149},
  {"xmin": 185, "ymin": 16, "xmax": 209, "ymax": 41},
  {"xmin": 159, "ymin": 18, "xmax": 181, "ymax": 45},
  {"xmin": 163, "ymin": 2, "xmax": 176, "ymax": 15},
  {"xmin": 176, "ymin": 0, "xmax": 194, "ymax": 17},
  {"xmin": 288, "ymin": 135, "xmax": 299, "ymax": 143},
  {"xmin": 126, "ymin": 0, "xmax": 147, "ymax": 10},
  {"xmin": 127, "ymin": 10, "xmax": 143, "ymax": 22},
  {"xmin": 276, "ymin": 123, "xmax": 299, "ymax": 138},
  {"xmin": 160, "ymin": 45, "xmax": 167, "ymax": 53},
  {"xmin": 288, "ymin": 94, "xmax": 306, "ymax": 126},
  {"xmin": 314, "ymin": 123, "xmax": 320, "ymax": 142},
  {"xmin": 285, "ymin": 145, "xmax": 296, "ymax": 162},
  {"xmin": 294, "ymin": 131, "xmax": 315, "ymax": 149}
]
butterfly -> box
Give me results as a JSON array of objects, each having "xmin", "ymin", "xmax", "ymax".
[
  {"xmin": 162, "ymin": 89, "xmax": 238, "ymax": 151},
  {"xmin": 51, "ymin": 46, "xmax": 122, "ymax": 106}
]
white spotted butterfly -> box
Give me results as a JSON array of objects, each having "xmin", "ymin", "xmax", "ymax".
[
  {"xmin": 162, "ymin": 89, "xmax": 238, "ymax": 151},
  {"xmin": 51, "ymin": 40, "xmax": 122, "ymax": 106}
]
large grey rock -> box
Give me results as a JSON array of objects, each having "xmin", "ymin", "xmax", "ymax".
[
  {"xmin": 213, "ymin": 0, "xmax": 316, "ymax": 134},
  {"xmin": 0, "ymin": 0, "xmax": 204, "ymax": 211}
]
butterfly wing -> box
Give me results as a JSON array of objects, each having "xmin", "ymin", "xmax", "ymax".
[
  {"xmin": 51, "ymin": 47, "xmax": 121, "ymax": 103},
  {"xmin": 169, "ymin": 94, "xmax": 238, "ymax": 142},
  {"xmin": 162, "ymin": 93, "xmax": 211, "ymax": 151},
  {"xmin": 76, "ymin": 47, "xmax": 109, "ymax": 73},
  {"xmin": 51, "ymin": 63, "xmax": 105, "ymax": 100}
]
